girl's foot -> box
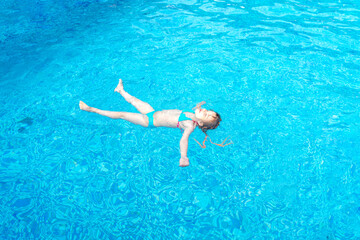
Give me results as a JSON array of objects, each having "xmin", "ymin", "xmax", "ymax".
[
  {"xmin": 114, "ymin": 79, "xmax": 124, "ymax": 93},
  {"xmin": 79, "ymin": 101, "xmax": 93, "ymax": 112}
]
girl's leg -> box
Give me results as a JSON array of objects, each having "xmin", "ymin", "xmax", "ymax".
[
  {"xmin": 79, "ymin": 101, "xmax": 148, "ymax": 127},
  {"xmin": 114, "ymin": 79, "xmax": 155, "ymax": 114}
]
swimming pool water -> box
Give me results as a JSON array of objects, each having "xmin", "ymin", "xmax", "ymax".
[{"xmin": 1, "ymin": 0, "xmax": 360, "ymax": 239}]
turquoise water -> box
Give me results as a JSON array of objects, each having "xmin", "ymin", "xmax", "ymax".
[{"xmin": 1, "ymin": 0, "xmax": 360, "ymax": 239}]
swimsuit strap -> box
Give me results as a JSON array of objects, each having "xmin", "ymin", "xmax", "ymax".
[
  {"xmin": 178, "ymin": 109, "xmax": 195, "ymax": 122},
  {"xmin": 177, "ymin": 109, "xmax": 197, "ymax": 131},
  {"xmin": 177, "ymin": 121, "xmax": 197, "ymax": 133}
]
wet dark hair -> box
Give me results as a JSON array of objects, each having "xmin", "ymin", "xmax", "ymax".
[{"xmin": 198, "ymin": 111, "xmax": 221, "ymax": 135}]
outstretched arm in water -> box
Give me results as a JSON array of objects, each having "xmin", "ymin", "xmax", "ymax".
[{"xmin": 179, "ymin": 123, "xmax": 196, "ymax": 167}]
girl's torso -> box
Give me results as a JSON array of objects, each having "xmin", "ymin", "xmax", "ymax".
[{"xmin": 151, "ymin": 109, "xmax": 195, "ymax": 128}]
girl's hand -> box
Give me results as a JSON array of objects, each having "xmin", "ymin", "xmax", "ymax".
[
  {"xmin": 193, "ymin": 101, "xmax": 206, "ymax": 110},
  {"xmin": 179, "ymin": 156, "xmax": 189, "ymax": 167}
]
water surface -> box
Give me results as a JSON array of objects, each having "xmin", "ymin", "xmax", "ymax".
[{"xmin": 1, "ymin": 0, "xmax": 360, "ymax": 239}]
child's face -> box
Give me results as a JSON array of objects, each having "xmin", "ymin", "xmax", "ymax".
[{"xmin": 195, "ymin": 108, "xmax": 217, "ymax": 126}]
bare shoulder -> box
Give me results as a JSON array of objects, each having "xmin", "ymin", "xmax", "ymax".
[{"xmin": 180, "ymin": 120, "xmax": 196, "ymax": 133}]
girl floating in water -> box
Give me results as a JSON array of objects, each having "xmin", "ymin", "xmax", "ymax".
[{"xmin": 79, "ymin": 79, "xmax": 231, "ymax": 167}]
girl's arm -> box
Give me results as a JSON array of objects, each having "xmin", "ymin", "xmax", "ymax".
[
  {"xmin": 192, "ymin": 101, "xmax": 206, "ymax": 110},
  {"xmin": 179, "ymin": 126, "xmax": 195, "ymax": 167}
]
